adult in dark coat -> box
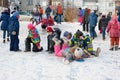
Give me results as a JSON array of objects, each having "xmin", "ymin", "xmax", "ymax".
[
  {"xmin": 45, "ymin": 5, "xmax": 52, "ymax": 20},
  {"xmin": 98, "ymin": 15, "xmax": 109, "ymax": 40},
  {"xmin": 8, "ymin": 11, "xmax": 21, "ymax": 51},
  {"xmin": 82, "ymin": 8, "xmax": 89, "ymax": 32},
  {"xmin": 0, "ymin": 8, "xmax": 10, "ymax": 43}
]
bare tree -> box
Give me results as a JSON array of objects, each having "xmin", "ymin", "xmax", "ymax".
[{"xmin": 0, "ymin": 0, "xmax": 8, "ymax": 8}]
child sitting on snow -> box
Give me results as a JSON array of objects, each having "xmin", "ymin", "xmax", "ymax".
[
  {"xmin": 62, "ymin": 30, "xmax": 101, "ymax": 64},
  {"xmin": 24, "ymin": 24, "xmax": 43, "ymax": 52},
  {"xmin": 53, "ymin": 31, "xmax": 72, "ymax": 57},
  {"xmin": 46, "ymin": 26, "xmax": 61, "ymax": 53}
]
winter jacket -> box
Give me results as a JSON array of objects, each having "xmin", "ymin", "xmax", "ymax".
[
  {"xmin": 57, "ymin": 5, "xmax": 63, "ymax": 14},
  {"xmin": 8, "ymin": 16, "xmax": 19, "ymax": 36},
  {"xmin": 38, "ymin": 8, "xmax": 43, "ymax": 14},
  {"xmin": 45, "ymin": 7, "xmax": 52, "ymax": 15},
  {"xmin": 88, "ymin": 12, "xmax": 98, "ymax": 27},
  {"xmin": 47, "ymin": 28, "xmax": 61, "ymax": 51},
  {"xmin": 70, "ymin": 34, "xmax": 93, "ymax": 52},
  {"xmin": 106, "ymin": 18, "xmax": 120, "ymax": 38},
  {"xmin": 98, "ymin": 17, "xmax": 109, "ymax": 30},
  {"xmin": 118, "ymin": 10, "xmax": 120, "ymax": 22},
  {"xmin": 0, "ymin": 12, "xmax": 10, "ymax": 30},
  {"xmin": 28, "ymin": 27, "xmax": 40, "ymax": 47},
  {"xmin": 83, "ymin": 8, "xmax": 89, "ymax": 23},
  {"xmin": 79, "ymin": 10, "xmax": 83, "ymax": 17}
]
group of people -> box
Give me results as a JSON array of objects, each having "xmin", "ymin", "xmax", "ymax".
[
  {"xmin": 0, "ymin": 6, "xmax": 101, "ymax": 64},
  {"xmin": 31, "ymin": 3, "xmax": 63, "ymax": 26},
  {"xmin": 1, "ymin": 2, "xmax": 120, "ymax": 64},
  {"xmin": 78, "ymin": 7, "xmax": 120, "ymax": 51}
]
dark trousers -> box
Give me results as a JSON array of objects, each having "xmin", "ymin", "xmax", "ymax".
[
  {"xmin": 39, "ymin": 14, "xmax": 42, "ymax": 21},
  {"xmin": 10, "ymin": 35, "xmax": 19, "ymax": 51},
  {"xmin": 90, "ymin": 26, "xmax": 95, "ymax": 39},
  {"xmin": 47, "ymin": 35, "xmax": 55, "ymax": 52},
  {"xmin": 102, "ymin": 27, "xmax": 106, "ymax": 39},
  {"xmin": 3, "ymin": 30, "xmax": 9, "ymax": 39},
  {"xmin": 83, "ymin": 21, "xmax": 89, "ymax": 32},
  {"xmin": 57, "ymin": 14, "xmax": 62, "ymax": 23},
  {"xmin": 25, "ymin": 38, "xmax": 40, "ymax": 52}
]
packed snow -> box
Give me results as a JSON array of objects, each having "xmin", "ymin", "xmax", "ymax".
[{"xmin": 0, "ymin": 21, "xmax": 120, "ymax": 80}]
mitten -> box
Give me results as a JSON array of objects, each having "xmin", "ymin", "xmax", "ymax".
[{"xmin": 12, "ymin": 31, "xmax": 16, "ymax": 35}]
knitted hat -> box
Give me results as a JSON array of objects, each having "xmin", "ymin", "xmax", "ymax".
[
  {"xmin": 3, "ymin": 8, "xmax": 8, "ymax": 12},
  {"xmin": 76, "ymin": 30, "xmax": 83, "ymax": 38},
  {"xmin": 46, "ymin": 27, "xmax": 53, "ymax": 32},
  {"xmin": 27, "ymin": 23, "xmax": 34, "ymax": 30},
  {"xmin": 12, "ymin": 11, "xmax": 19, "ymax": 17},
  {"xmin": 63, "ymin": 31, "xmax": 69, "ymax": 37}
]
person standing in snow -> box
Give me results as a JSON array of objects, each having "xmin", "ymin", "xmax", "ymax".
[
  {"xmin": 38, "ymin": 5, "xmax": 43, "ymax": 22},
  {"xmin": 45, "ymin": 5, "xmax": 52, "ymax": 20},
  {"xmin": 78, "ymin": 8, "xmax": 83, "ymax": 25},
  {"xmin": 8, "ymin": 11, "xmax": 21, "ymax": 52},
  {"xmin": 24, "ymin": 24, "xmax": 43, "ymax": 52},
  {"xmin": 0, "ymin": 8, "xmax": 10, "ymax": 43},
  {"xmin": 82, "ymin": 8, "xmax": 89, "ymax": 32},
  {"xmin": 56, "ymin": 3, "xmax": 63, "ymax": 24},
  {"xmin": 46, "ymin": 27, "xmax": 61, "ymax": 53},
  {"xmin": 106, "ymin": 15, "xmax": 120, "ymax": 51},
  {"xmin": 88, "ymin": 10, "xmax": 98, "ymax": 39},
  {"xmin": 98, "ymin": 15, "xmax": 109, "ymax": 40}
]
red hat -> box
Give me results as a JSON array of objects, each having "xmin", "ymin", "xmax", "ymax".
[{"xmin": 46, "ymin": 27, "xmax": 53, "ymax": 32}]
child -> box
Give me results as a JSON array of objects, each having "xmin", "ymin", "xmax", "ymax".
[
  {"xmin": 0, "ymin": 8, "xmax": 10, "ymax": 43},
  {"xmin": 46, "ymin": 26, "xmax": 61, "ymax": 53},
  {"xmin": 98, "ymin": 15, "xmax": 109, "ymax": 40},
  {"xmin": 24, "ymin": 24, "xmax": 43, "ymax": 52},
  {"xmin": 106, "ymin": 15, "xmax": 120, "ymax": 51},
  {"xmin": 54, "ymin": 31, "xmax": 72, "ymax": 57},
  {"xmin": 41, "ymin": 18, "xmax": 48, "ymax": 30},
  {"xmin": 8, "ymin": 11, "xmax": 21, "ymax": 51},
  {"xmin": 70, "ymin": 30, "xmax": 101, "ymax": 57},
  {"xmin": 48, "ymin": 16, "xmax": 54, "ymax": 26}
]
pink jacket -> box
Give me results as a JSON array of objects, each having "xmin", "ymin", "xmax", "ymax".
[{"xmin": 106, "ymin": 18, "xmax": 120, "ymax": 38}]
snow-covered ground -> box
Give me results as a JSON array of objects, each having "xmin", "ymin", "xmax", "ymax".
[{"xmin": 0, "ymin": 21, "xmax": 120, "ymax": 80}]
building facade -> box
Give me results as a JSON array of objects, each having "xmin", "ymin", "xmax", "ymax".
[{"xmin": 1, "ymin": 0, "xmax": 120, "ymax": 14}]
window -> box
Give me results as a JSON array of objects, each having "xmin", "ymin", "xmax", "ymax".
[
  {"xmin": 109, "ymin": 2, "xmax": 113, "ymax": 7},
  {"xmin": 27, "ymin": 0, "xmax": 33, "ymax": 5}
]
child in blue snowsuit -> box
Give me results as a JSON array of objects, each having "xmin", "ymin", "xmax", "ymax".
[
  {"xmin": 0, "ymin": 8, "xmax": 10, "ymax": 43},
  {"xmin": 8, "ymin": 11, "xmax": 21, "ymax": 51}
]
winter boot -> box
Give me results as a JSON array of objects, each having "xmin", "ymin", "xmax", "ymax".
[
  {"xmin": 7, "ymin": 38, "xmax": 9, "ymax": 42},
  {"xmin": 115, "ymin": 46, "xmax": 118, "ymax": 51},
  {"xmin": 3, "ymin": 39, "xmax": 5, "ymax": 43},
  {"xmin": 95, "ymin": 47, "xmax": 101, "ymax": 57},
  {"xmin": 38, "ymin": 47, "xmax": 43, "ymax": 52},
  {"xmin": 109, "ymin": 47, "xmax": 114, "ymax": 51}
]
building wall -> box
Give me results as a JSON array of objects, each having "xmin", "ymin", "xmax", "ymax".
[{"xmin": 18, "ymin": 0, "xmax": 116, "ymax": 14}]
